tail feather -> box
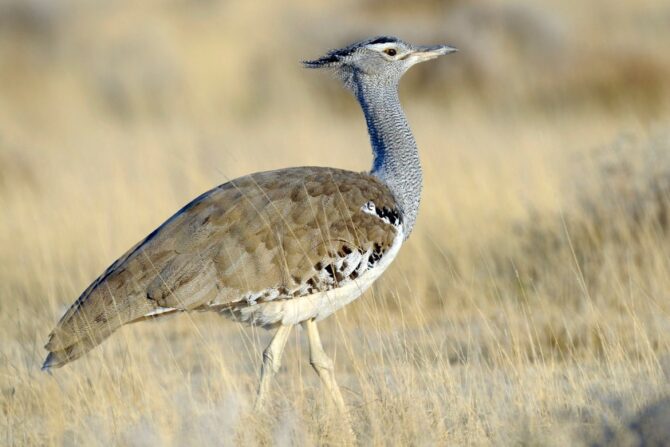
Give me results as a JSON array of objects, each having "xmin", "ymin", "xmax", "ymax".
[
  {"xmin": 42, "ymin": 332, "xmax": 111, "ymax": 370},
  {"xmin": 42, "ymin": 324, "xmax": 121, "ymax": 370},
  {"xmin": 42, "ymin": 307, "xmax": 184, "ymax": 369},
  {"xmin": 43, "ymin": 277, "xmax": 156, "ymax": 369},
  {"xmin": 42, "ymin": 191, "xmax": 224, "ymax": 370}
]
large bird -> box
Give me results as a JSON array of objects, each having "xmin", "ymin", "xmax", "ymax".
[{"xmin": 43, "ymin": 36, "xmax": 456, "ymax": 411}]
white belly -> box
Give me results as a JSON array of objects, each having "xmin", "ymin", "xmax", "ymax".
[{"xmin": 229, "ymin": 225, "xmax": 404, "ymax": 327}]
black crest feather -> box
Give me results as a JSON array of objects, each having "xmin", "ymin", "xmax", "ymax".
[{"xmin": 303, "ymin": 36, "xmax": 401, "ymax": 68}]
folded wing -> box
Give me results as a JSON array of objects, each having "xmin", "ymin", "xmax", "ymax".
[{"xmin": 43, "ymin": 167, "xmax": 400, "ymax": 368}]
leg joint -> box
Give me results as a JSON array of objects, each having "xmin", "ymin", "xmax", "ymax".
[{"xmin": 310, "ymin": 352, "xmax": 334, "ymax": 372}]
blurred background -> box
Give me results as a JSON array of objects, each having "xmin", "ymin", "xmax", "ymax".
[{"xmin": 2, "ymin": 0, "xmax": 670, "ymax": 445}]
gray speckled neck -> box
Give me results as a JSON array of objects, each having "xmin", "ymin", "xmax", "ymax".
[{"xmin": 352, "ymin": 72, "xmax": 422, "ymax": 238}]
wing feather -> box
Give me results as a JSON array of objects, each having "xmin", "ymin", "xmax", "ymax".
[{"xmin": 43, "ymin": 167, "xmax": 400, "ymax": 367}]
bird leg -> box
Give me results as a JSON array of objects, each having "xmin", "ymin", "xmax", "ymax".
[
  {"xmin": 254, "ymin": 324, "xmax": 292, "ymax": 411},
  {"xmin": 304, "ymin": 319, "xmax": 347, "ymax": 414}
]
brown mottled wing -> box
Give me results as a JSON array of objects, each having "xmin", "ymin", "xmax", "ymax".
[{"xmin": 44, "ymin": 167, "xmax": 399, "ymax": 367}]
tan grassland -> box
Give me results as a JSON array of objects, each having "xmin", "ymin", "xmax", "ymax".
[{"xmin": 2, "ymin": 0, "xmax": 670, "ymax": 445}]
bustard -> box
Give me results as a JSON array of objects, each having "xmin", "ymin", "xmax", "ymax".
[{"xmin": 43, "ymin": 36, "xmax": 456, "ymax": 411}]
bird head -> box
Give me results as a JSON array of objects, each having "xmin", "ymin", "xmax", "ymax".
[{"xmin": 303, "ymin": 36, "xmax": 457, "ymax": 90}]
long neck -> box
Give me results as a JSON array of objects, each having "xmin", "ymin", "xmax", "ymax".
[{"xmin": 353, "ymin": 74, "xmax": 422, "ymax": 238}]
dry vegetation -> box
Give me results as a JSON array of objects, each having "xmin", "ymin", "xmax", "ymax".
[{"xmin": 2, "ymin": 0, "xmax": 670, "ymax": 445}]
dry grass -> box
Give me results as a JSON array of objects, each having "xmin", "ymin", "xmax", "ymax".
[{"xmin": 2, "ymin": 0, "xmax": 670, "ymax": 445}]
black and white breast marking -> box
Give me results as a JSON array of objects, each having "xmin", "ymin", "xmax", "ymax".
[
  {"xmin": 361, "ymin": 201, "xmax": 402, "ymax": 226},
  {"xmin": 220, "ymin": 201, "xmax": 402, "ymax": 321}
]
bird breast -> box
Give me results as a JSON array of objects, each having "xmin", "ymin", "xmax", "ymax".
[{"xmin": 217, "ymin": 223, "xmax": 404, "ymax": 328}]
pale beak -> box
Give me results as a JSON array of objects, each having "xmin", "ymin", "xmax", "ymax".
[{"xmin": 406, "ymin": 44, "xmax": 458, "ymax": 64}]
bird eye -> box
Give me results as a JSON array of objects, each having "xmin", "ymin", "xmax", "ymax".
[{"xmin": 384, "ymin": 48, "xmax": 397, "ymax": 56}]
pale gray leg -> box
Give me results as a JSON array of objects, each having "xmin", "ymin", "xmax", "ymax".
[
  {"xmin": 254, "ymin": 324, "xmax": 292, "ymax": 411},
  {"xmin": 304, "ymin": 319, "xmax": 347, "ymax": 413}
]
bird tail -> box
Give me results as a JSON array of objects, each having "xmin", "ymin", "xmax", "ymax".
[
  {"xmin": 42, "ymin": 276, "xmax": 156, "ymax": 369},
  {"xmin": 42, "ymin": 332, "xmax": 112, "ymax": 370}
]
